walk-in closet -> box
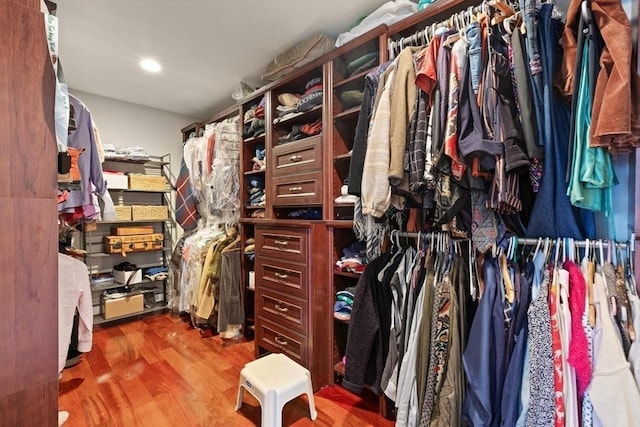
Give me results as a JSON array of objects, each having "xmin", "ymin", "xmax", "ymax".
[{"xmin": 2, "ymin": 0, "xmax": 640, "ymax": 425}]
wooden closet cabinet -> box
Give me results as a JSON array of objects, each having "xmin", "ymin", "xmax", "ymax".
[{"xmin": 254, "ymin": 222, "xmax": 332, "ymax": 391}]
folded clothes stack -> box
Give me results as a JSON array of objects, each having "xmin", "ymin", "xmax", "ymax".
[
  {"xmin": 334, "ymin": 184, "xmax": 359, "ymax": 204},
  {"xmin": 145, "ymin": 266, "xmax": 168, "ymax": 281},
  {"xmin": 345, "ymin": 51, "xmax": 379, "ymax": 77},
  {"xmin": 335, "ymin": 240, "xmax": 365, "ymax": 274},
  {"xmin": 243, "ymin": 97, "xmax": 266, "ymax": 138},
  {"xmin": 103, "ymin": 145, "xmax": 150, "ymax": 162},
  {"xmin": 287, "ymin": 207, "xmax": 322, "ymax": 220},
  {"xmin": 246, "ymin": 175, "xmax": 265, "ymax": 207},
  {"xmin": 252, "ymin": 143, "xmax": 266, "ymax": 171},
  {"xmin": 244, "ymin": 237, "xmax": 255, "ymax": 261},
  {"xmin": 273, "ymin": 76, "xmax": 324, "ymax": 124},
  {"xmin": 339, "ymin": 89, "xmax": 364, "ymax": 109},
  {"xmin": 278, "ymin": 118, "xmax": 322, "ymax": 144},
  {"xmin": 334, "ymin": 286, "xmax": 356, "ymax": 321}
]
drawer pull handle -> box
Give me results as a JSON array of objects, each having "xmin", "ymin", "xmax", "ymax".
[
  {"xmin": 274, "ymin": 240, "xmax": 289, "ymax": 246},
  {"xmin": 288, "ymin": 186, "xmax": 303, "ymax": 193},
  {"xmin": 275, "ymin": 304, "xmax": 289, "ymax": 314},
  {"xmin": 289, "ymin": 155, "xmax": 303, "ymax": 162},
  {"xmin": 275, "ymin": 336, "xmax": 288, "ymax": 346},
  {"xmin": 274, "ymin": 272, "xmax": 288, "ymax": 280}
]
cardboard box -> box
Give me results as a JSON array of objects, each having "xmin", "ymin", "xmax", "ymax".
[
  {"xmin": 103, "ymin": 294, "xmax": 144, "ymax": 319},
  {"xmin": 104, "ymin": 172, "xmax": 129, "ymax": 190},
  {"xmin": 113, "ymin": 269, "xmax": 142, "ymax": 285}
]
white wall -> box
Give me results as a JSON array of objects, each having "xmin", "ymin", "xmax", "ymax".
[{"xmin": 70, "ymin": 89, "xmax": 199, "ymax": 181}]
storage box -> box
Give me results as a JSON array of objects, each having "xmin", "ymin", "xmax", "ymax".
[
  {"xmin": 114, "ymin": 205, "xmax": 132, "ymax": 221},
  {"xmin": 128, "ymin": 174, "xmax": 168, "ymax": 191},
  {"xmin": 131, "ymin": 205, "xmax": 168, "ymax": 221},
  {"xmin": 103, "ymin": 294, "xmax": 144, "ymax": 319},
  {"xmin": 113, "ymin": 268, "xmax": 142, "ymax": 285},
  {"xmin": 111, "ymin": 226, "xmax": 154, "ymax": 236},
  {"xmin": 104, "ymin": 172, "xmax": 129, "ymax": 190}
]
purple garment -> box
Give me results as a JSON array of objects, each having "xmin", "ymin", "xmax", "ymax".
[{"xmin": 59, "ymin": 95, "xmax": 106, "ymax": 213}]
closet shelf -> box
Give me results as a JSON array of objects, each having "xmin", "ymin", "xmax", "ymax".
[
  {"xmin": 95, "ymin": 219, "xmax": 169, "ymax": 225},
  {"xmin": 273, "ymin": 105, "xmax": 322, "ymax": 128},
  {"xmin": 103, "ymin": 158, "xmax": 169, "ymax": 167},
  {"xmin": 245, "ymin": 286, "xmax": 255, "ymax": 292},
  {"xmin": 334, "ymin": 202, "xmax": 356, "ymax": 208},
  {"xmin": 333, "ymin": 68, "xmax": 373, "ymax": 90},
  {"xmin": 325, "ymin": 220, "xmax": 354, "ymax": 228},
  {"xmin": 334, "ymin": 361, "xmax": 346, "ymax": 376},
  {"xmin": 333, "ymin": 106, "xmax": 361, "ymax": 121},
  {"xmin": 334, "ymin": 271, "xmax": 361, "ymax": 279},
  {"xmin": 243, "ymin": 134, "xmax": 266, "ymax": 144},
  {"xmin": 333, "ymin": 316, "xmax": 350, "ymax": 325},
  {"xmin": 244, "ymin": 169, "xmax": 266, "ymax": 176},
  {"xmin": 334, "ymin": 152, "xmax": 353, "ymax": 161},
  {"xmin": 93, "ymin": 304, "xmax": 167, "ymax": 325},
  {"xmin": 89, "ymin": 247, "xmax": 172, "ymax": 257},
  {"xmin": 107, "ymin": 188, "xmax": 169, "ymax": 194},
  {"xmin": 91, "ymin": 262, "xmax": 168, "ymax": 275},
  {"xmin": 90, "ymin": 277, "xmax": 165, "ymax": 291}
]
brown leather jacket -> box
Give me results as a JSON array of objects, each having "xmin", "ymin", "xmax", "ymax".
[{"xmin": 560, "ymin": 0, "xmax": 640, "ymax": 152}]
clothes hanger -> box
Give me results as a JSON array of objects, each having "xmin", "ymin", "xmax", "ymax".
[
  {"xmin": 628, "ymin": 234, "xmax": 637, "ymax": 296},
  {"xmin": 598, "ymin": 239, "xmax": 605, "ymax": 269}
]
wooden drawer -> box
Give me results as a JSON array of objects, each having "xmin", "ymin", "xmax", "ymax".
[
  {"xmin": 257, "ymin": 227, "xmax": 307, "ymax": 262},
  {"xmin": 257, "ymin": 317, "xmax": 307, "ymax": 364},
  {"xmin": 257, "ymin": 258, "xmax": 307, "ymax": 299},
  {"xmin": 272, "ymin": 135, "xmax": 322, "ymax": 177},
  {"xmin": 272, "ymin": 171, "xmax": 322, "ymax": 206},
  {"xmin": 256, "ymin": 288, "xmax": 307, "ymax": 334}
]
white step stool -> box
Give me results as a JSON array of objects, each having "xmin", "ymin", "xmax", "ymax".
[{"xmin": 235, "ymin": 353, "xmax": 317, "ymax": 426}]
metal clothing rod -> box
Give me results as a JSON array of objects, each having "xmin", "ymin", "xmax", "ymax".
[
  {"xmin": 389, "ymin": 232, "xmax": 633, "ymax": 250},
  {"xmin": 516, "ymin": 237, "xmax": 630, "ymax": 249}
]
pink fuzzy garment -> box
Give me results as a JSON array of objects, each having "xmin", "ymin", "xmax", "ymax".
[{"xmin": 564, "ymin": 260, "xmax": 592, "ymax": 398}]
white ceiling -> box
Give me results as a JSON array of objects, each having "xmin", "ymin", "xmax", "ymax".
[{"xmin": 57, "ymin": 0, "xmax": 389, "ymax": 120}]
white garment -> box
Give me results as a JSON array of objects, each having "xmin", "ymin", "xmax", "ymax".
[
  {"xmin": 361, "ymin": 67, "xmax": 395, "ymax": 217},
  {"xmin": 557, "ymin": 269, "xmax": 579, "ymax": 427},
  {"xmin": 58, "ymin": 254, "xmax": 93, "ymax": 373},
  {"xmin": 394, "ymin": 278, "xmax": 426, "ymax": 427},
  {"xmin": 588, "ymin": 272, "xmax": 640, "ymax": 427}
]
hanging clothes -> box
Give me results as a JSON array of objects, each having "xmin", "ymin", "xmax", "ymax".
[
  {"xmin": 588, "ymin": 270, "xmax": 640, "ymax": 426},
  {"xmin": 561, "ymin": 0, "xmax": 640, "ymax": 151},
  {"xmin": 525, "ymin": 4, "xmax": 595, "ymax": 240}
]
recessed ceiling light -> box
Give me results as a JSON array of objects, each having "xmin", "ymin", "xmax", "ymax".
[{"xmin": 140, "ymin": 58, "xmax": 162, "ymax": 73}]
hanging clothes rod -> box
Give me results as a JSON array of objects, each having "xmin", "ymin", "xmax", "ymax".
[
  {"xmin": 387, "ymin": 0, "xmax": 520, "ymax": 57},
  {"xmin": 516, "ymin": 237, "xmax": 631, "ymax": 249},
  {"xmin": 389, "ymin": 231, "xmax": 634, "ymax": 249}
]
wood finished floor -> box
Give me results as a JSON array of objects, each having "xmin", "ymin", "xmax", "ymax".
[{"xmin": 58, "ymin": 313, "xmax": 394, "ymax": 426}]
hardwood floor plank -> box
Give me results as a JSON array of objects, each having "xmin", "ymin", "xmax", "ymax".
[{"xmin": 59, "ymin": 314, "xmax": 394, "ymax": 426}]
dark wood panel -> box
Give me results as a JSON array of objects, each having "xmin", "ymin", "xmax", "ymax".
[
  {"xmin": 0, "ymin": 2, "xmax": 58, "ymax": 425},
  {"xmin": 273, "ymin": 171, "xmax": 323, "ymax": 206},
  {"xmin": 0, "ymin": 199, "xmax": 58, "ymax": 394},
  {"xmin": 0, "ymin": 381, "xmax": 58, "ymax": 427},
  {"xmin": 256, "ymin": 287, "xmax": 308, "ymax": 334},
  {"xmin": 272, "ymin": 135, "xmax": 322, "ymax": 177},
  {"xmin": 8, "ymin": 0, "xmax": 41, "ymax": 10},
  {"xmin": 257, "ymin": 258, "xmax": 308, "ymax": 299},
  {"xmin": 257, "ymin": 317, "xmax": 308, "ymax": 366},
  {"xmin": 0, "ymin": 0, "xmax": 57, "ymax": 199},
  {"xmin": 257, "ymin": 226, "xmax": 307, "ymax": 262}
]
